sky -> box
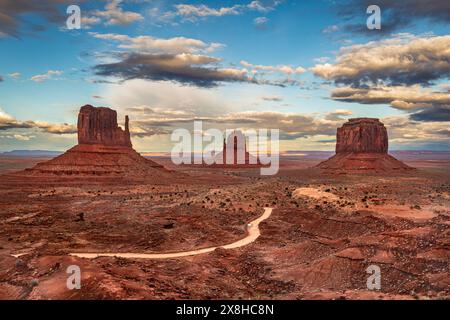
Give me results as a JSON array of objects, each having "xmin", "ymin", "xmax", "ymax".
[{"xmin": 0, "ymin": 0, "xmax": 449, "ymax": 152}]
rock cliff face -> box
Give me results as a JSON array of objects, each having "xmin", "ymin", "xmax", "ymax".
[
  {"xmin": 336, "ymin": 118, "xmax": 388, "ymax": 154},
  {"xmin": 317, "ymin": 118, "xmax": 413, "ymax": 172},
  {"xmin": 78, "ymin": 105, "xmax": 132, "ymax": 147}
]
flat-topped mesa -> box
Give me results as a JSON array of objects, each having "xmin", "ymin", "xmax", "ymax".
[
  {"xmin": 317, "ymin": 118, "xmax": 413, "ymax": 171},
  {"xmin": 336, "ymin": 118, "xmax": 388, "ymax": 154},
  {"xmin": 78, "ymin": 105, "xmax": 132, "ymax": 147}
]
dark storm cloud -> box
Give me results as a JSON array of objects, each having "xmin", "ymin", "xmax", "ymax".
[
  {"xmin": 93, "ymin": 53, "xmax": 274, "ymax": 88},
  {"xmin": 0, "ymin": 0, "xmax": 75, "ymax": 38},
  {"xmin": 336, "ymin": 0, "xmax": 450, "ymax": 34},
  {"xmin": 0, "ymin": 75, "xmax": 4, "ymax": 82},
  {"xmin": 410, "ymin": 106, "xmax": 450, "ymax": 122}
]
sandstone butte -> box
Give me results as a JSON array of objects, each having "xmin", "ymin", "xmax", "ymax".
[
  {"xmin": 197, "ymin": 130, "xmax": 261, "ymax": 167},
  {"xmin": 23, "ymin": 105, "xmax": 170, "ymax": 177},
  {"xmin": 219, "ymin": 130, "xmax": 260, "ymax": 166},
  {"xmin": 317, "ymin": 118, "xmax": 413, "ymax": 171}
]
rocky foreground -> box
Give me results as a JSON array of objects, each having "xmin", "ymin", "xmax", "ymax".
[{"xmin": 0, "ymin": 161, "xmax": 448, "ymax": 300}]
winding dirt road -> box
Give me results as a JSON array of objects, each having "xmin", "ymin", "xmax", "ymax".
[{"xmin": 69, "ymin": 207, "xmax": 273, "ymax": 260}]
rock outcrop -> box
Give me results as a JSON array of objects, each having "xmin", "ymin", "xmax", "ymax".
[
  {"xmin": 209, "ymin": 130, "xmax": 260, "ymax": 167},
  {"xmin": 23, "ymin": 105, "xmax": 172, "ymax": 178},
  {"xmin": 78, "ymin": 105, "xmax": 132, "ymax": 147},
  {"xmin": 336, "ymin": 118, "xmax": 388, "ymax": 154},
  {"xmin": 317, "ymin": 118, "xmax": 413, "ymax": 171},
  {"xmin": 222, "ymin": 130, "xmax": 257, "ymax": 165}
]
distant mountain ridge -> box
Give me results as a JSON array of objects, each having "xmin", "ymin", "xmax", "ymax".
[{"xmin": 1, "ymin": 150, "xmax": 63, "ymax": 157}]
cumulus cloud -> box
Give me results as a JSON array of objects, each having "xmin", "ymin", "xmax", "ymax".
[
  {"xmin": 324, "ymin": 109, "xmax": 353, "ymax": 121},
  {"xmin": 91, "ymin": 22, "xmax": 300, "ymax": 88},
  {"xmin": 90, "ymin": 32, "xmax": 224, "ymax": 55},
  {"xmin": 30, "ymin": 70, "xmax": 63, "ymax": 83},
  {"xmin": 331, "ymin": 85, "xmax": 450, "ymax": 109},
  {"xmin": 87, "ymin": 0, "xmax": 143, "ymax": 26},
  {"xmin": 151, "ymin": 1, "xmax": 283, "ymax": 24},
  {"xmin": 33, "ymin": 121, "xmax": 77, "ymax": 134},
  {"xmin": 174, "ymin": 4, "xmax": 242, "ymax": 20},
  {"xmin": 121, "ymin": 109, "xmax": 347, "ymax": 140},
  {"xmin": 241, "ymin": 60, "xmax": 306, "ymax": 75},
  {"xmin": 383, "ymin": 115, "xmax": 450, "ymax": 145},
  {"xmin": 0, "ymin": 107, "xmax": 76, "ymax": 134},
  {"xmin": 331, "ymin": 85, "xmax": 450, "ymax": 122},
  {"xmin": 312, "ymin": 34, "xmax": 450, "ymax": 87},
  {"xmin": 93, "ymin": 52, "xmax": 257, "ymax": 88},
  {"xmin": 12, "ymin": 134, "xmax": 35, "ymax": 141}
]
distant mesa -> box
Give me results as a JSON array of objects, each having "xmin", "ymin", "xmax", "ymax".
[
  {"xmin": 187, "ymin": 130, "xmax": 261, "ymax": 168},
  {"xmin": 22, "ymin": 105, "xmax": 170, "ymax": 178},
  {"xmin": 317, "ymin": 118, "xmax": 414, "ymax": 171},
  {"xmin": 218, "ymin": 130, "xmax": 260, "ymax": 166}
]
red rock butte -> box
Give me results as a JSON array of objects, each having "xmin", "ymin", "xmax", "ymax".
[
  {"xmin": 24, "ymin": 105, "xmax": 169, "ymax": 177},
  {"xmin": 317, "ymin": 118, "xmax": 413, "ymax": 171},
  {"xmin": 207, "ymin": 130, "xmax": 261, "ymax": 167}
]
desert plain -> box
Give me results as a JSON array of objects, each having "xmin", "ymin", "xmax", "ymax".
[{"xmin": 0, "ymin": 151, "xmax": 449, "ymax": 300}]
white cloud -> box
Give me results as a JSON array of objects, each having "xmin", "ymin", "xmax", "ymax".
[
  {"xmin": 174, "ymin": 4, "xmax": 242, "ymax": 19},
  {"xmin": 90, "ymin": 32, "xmax": 224, "ymax": 55},
  {"xmin": 8, "ymin": 72, "xmax": 21, "ymax": 79},
  {"xmin": 254, "ymin": 16, "xmax": 269, "ymax": 27},
  {"xmin": 30, "ymin": 70, "xmax": 63, "ymax": 83},
  {"xmin": 331, "ymin": 85, "xmax": 450, "ymax": 110},
  {"xmin": 241, "ymin": 60, "xmax": 306, "ymax": 75},
  {"xmin": 84, "ymin": 0, "xmax": 143, "ymax": 27},
  {"xmin": 153, "ymin": 1, "xmax": 283, "ymax": 24},
  {"xmin": 12, "ymin": 134, "xmax": 35, "ymax": 141}
]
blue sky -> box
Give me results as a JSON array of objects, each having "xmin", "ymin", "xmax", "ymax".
[{"xmin": 0, "ymin": 0, "xmax": 449, "ymax": 152}]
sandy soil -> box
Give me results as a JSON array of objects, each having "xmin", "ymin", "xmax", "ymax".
[{"xmin": 0, "ymin": 155, "xmax": 448, "ymax": 300}]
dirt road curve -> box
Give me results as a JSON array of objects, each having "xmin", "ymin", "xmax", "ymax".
[{"xmin": 69, "ymin": 207, "xmax": 273, "ymax": 260}]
